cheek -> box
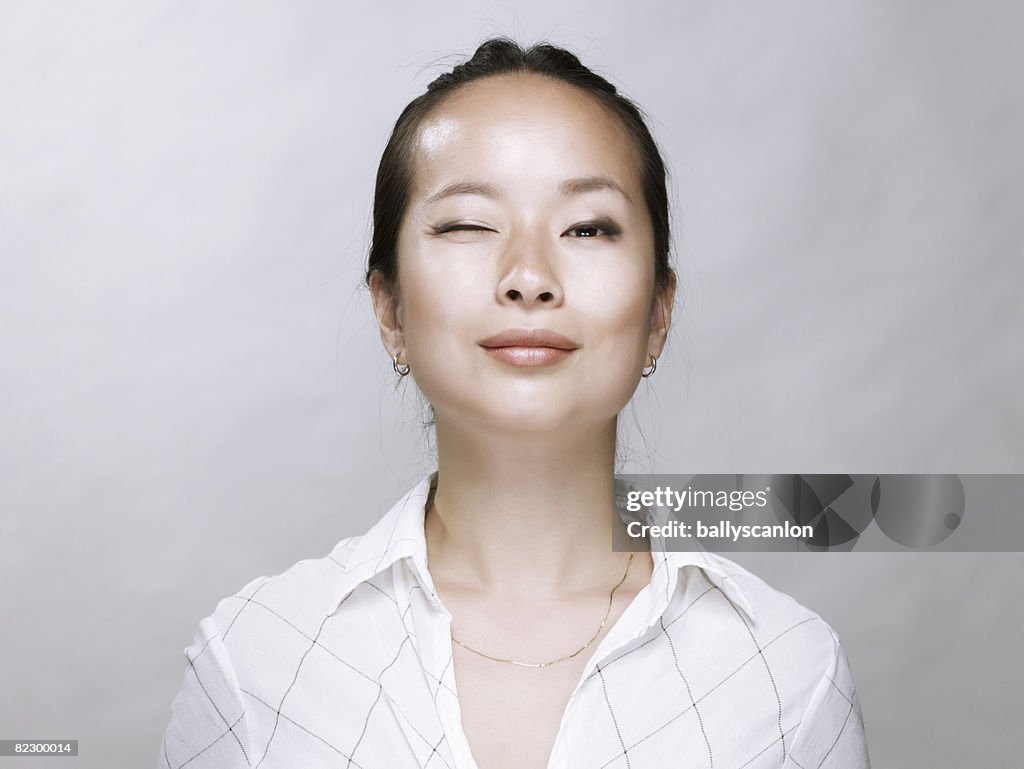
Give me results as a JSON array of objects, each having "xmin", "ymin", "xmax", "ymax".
[
  {"xmin": 396, "ymin": 252, "xmax": 487, "ymax": 356},
  {"xmin": 580, "ymin": 267, "xmax": 654, "ymax": 344},
  {"xmin": 574, "ymin": 274, "xmax": 656, "ymax": 401}
]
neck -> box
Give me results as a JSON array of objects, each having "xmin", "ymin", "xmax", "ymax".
[{"xmin": 423, "ymin": 416, "xmax": 637, "ymax": 599}]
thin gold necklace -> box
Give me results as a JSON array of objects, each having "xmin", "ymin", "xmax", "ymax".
[{"xmin": 449, "ymin": 550, "xmax": 635, "ymax": 669}]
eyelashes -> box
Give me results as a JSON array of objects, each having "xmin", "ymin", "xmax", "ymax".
[
  {"xmin": 430, "ymin": 223, "xmax": 487, "ymax": 235},
  {"xmin": 431, "ymin": 219, "xmax": 622, "ymax": 239},
  {"xmin": 566, "ymin": 220, "xmax": 622, "ymax": 239}
]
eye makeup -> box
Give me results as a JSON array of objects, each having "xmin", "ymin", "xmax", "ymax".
[{"xmin": 429, "ymin": 217, "xmax": 623, "ymax": 238}]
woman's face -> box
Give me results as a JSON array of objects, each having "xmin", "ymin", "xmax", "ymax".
[{"xmin": 372, "ymin": 73, "xmax": 674, "ymax": 434}]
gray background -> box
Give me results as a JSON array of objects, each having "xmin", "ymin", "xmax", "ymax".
[{"xmin": 1, "ymin": 1, "xmax": 1022, "ymax": 767}]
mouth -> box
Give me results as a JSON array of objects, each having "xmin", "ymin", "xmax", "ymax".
[{"xmin": 478, "ymin": 328, "xmax": 579, "ymax": 368}]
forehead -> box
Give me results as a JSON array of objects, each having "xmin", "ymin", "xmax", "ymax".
[{"xmin": 409, "ymin": 73, "xmax": 642, "ymax": 200}]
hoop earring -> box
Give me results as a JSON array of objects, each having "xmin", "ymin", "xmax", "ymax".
[
  {"xmin": 393, "ymin": 353, "xmax": 410, "ymax": 377},
  {"xmin": 641, "ymin": 353, "xmax": 658, "ymax": 378}
]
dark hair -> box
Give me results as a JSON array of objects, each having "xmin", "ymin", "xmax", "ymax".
[{"xmin": 364, "ymin": 36, "xmax": 673, "ymax": 298}]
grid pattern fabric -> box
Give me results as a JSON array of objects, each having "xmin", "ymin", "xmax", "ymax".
[{"xmin": 159, "ymin": 471, "xmax": 870, "ymax": 768}]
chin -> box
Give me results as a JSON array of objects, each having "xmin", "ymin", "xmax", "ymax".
[{"xmin": 472, "ymin": 398, "xmax": 626, "ymax": 434}]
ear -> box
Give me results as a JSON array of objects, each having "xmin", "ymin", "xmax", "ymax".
[
  {"xmin": 368, "ymin": 271, "xmax": 405, "ymax": 360},
  {"xmin": 647, "ymin": 269, "xmax": 677, "ymax": 359}
]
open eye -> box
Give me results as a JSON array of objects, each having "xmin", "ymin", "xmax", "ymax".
[{"xmin": 564, "ymin": 220, "xmax": 621, "ymax": 239}]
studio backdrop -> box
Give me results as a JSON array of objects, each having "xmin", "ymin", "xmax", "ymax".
[{"xmin": 0, "ymin": 1, "xmax": 1021, "ymax": 767}]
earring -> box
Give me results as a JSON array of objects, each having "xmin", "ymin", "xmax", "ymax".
[
  {"xmin": 641, "ymin": 353, "xmax": 658, "ymax": 378},
  {"xmin": 393, "ymin": 352, "xmax": 410, "ymax": 377}
]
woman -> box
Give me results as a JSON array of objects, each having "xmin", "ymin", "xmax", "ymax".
[{"xmin": 159, "ymin": 37, "xmax": 870, "ymax": 769}]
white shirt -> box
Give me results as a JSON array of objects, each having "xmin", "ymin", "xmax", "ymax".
[{"xmin": 159, "ymin": 471, "xmax": 871, "ymax": 768}]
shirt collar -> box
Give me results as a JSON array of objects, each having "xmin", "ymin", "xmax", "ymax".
[
  {"xmin": 328, "ymin": 470, "xmax": 756, "ymax": 623},
  {"xmin": 615, "ymin": 475, "xmax": 757, "ymax": 623},
  {"xmin": 327, "ymin": 471, "xmax": 440, "ymax": 615},
  {"xmin": 650, "ymin": 548, "xmax": 758, "ymax": 622}
]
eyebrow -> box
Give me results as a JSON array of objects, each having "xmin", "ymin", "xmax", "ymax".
[
  {"xmin": 423, "ymin": 175, "xmax": 633, "ymax": 206},
  {"xmin": 424, "ymin": 181, "xmax": 499, "ymax": 206},
  {"xmin": 559, "ymin": 175, "xmax": 634, "ymax": 204}
]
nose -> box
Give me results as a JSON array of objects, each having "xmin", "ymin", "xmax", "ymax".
[{"xmin": 495, "ymin": 226, "xmax": 564, "ymax": 306}]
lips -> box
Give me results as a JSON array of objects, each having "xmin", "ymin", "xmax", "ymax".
[
  {"xmin": 478, "ymin": 328, "xmax": 579, "ymax": 351},
  {"xmin": 478, "ymin": 328, "xmax": 579, "ymax": 368}
]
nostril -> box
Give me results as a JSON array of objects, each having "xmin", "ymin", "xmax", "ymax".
[{"xmin": 502, "ymin": 288, "xmax": 556, "ymax": 302}]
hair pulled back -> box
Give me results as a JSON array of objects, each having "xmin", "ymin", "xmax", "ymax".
[{"xmin": 364, "ymin": 36, "xmax": 673, "ymax": 298}]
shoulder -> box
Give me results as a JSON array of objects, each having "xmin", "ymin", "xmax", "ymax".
[
  {"xmin": 707, "ymin": 551, "xmax": 843, "ymax": 637},
  {"xmin": 189, "ymin": 533, "xmax": 368, "ymax": 659},
  {"xmin": 699, "ymin": 556, "xmax": 870, "ymax": 766},
  {"xmin": 178, "ymin": 531, "xmax": 402, "ymax": 726},
  {"xmin": 672, "ymin": 554, "xmax": 866, "ymax": 751},
  {"xmin": 188, "ymin": 468, "xmax": 437, "ymax": 661},
  {"xmin": 167, "ymin": 527, "xmax": 436, "ymax": 765},
  {"xmin": 684, "ymin": 552, "xmax": 849, "ymax": 688}
]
